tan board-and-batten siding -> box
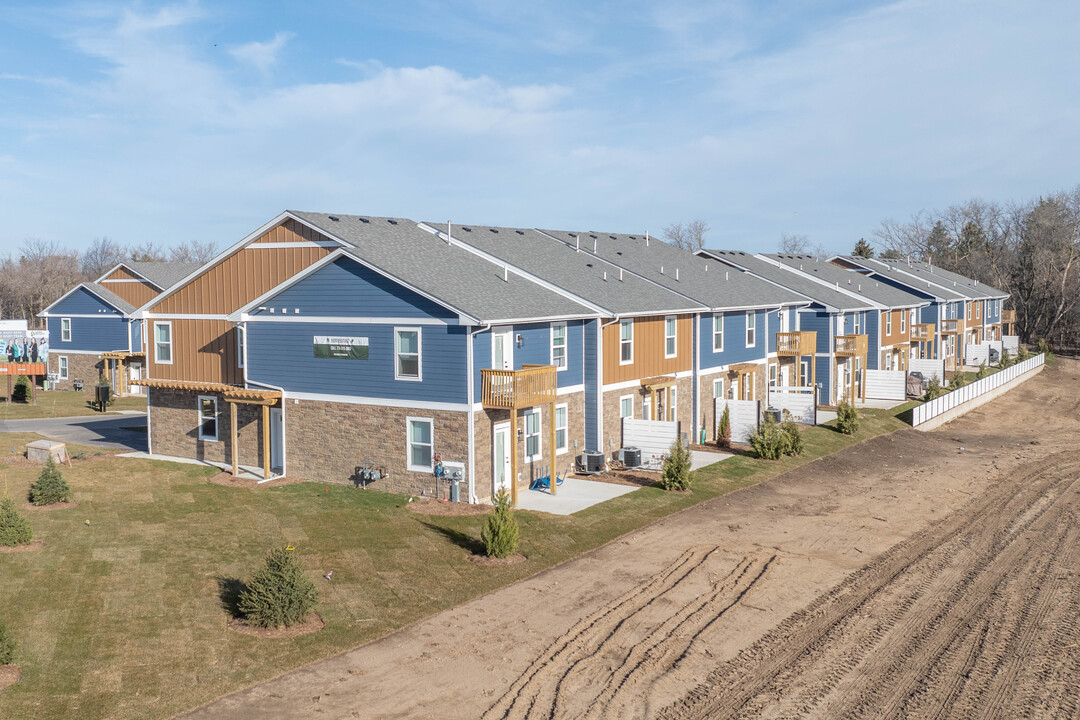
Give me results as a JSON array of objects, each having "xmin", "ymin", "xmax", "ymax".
[
  {"xmin": 602, "ymin": 314, "xmax": 692, "ymax": 384},
  {"xmin": 100, "ymin": 265, "xmax": 162, "ymax": 307}
]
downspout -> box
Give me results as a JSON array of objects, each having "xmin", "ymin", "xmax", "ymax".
[
  {"xmin": 467, "ymin": 323, "xmax": 490, "ymax": 504},
  {"xmin": 598, "ymin": 316, "xmax": 621, "ymax": 454},
  {"xmin": 231, "ymin": 319, "xmax": 288, "ymax": 480},
  {"xmin": 692, "ymin": 312, "xmax": 700, "ymax": 444}
]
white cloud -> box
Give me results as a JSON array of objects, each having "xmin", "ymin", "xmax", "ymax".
[{"xmin": 230, "ymin": 31, "xmax": 295, "ymax": 73}]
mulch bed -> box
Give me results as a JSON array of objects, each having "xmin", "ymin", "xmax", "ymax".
[
  {"xmin": 0, "ymin": 541, "xmax": 45, "ymax": 554},
  {"xmin": 468, "ymin": 553, "xmax": 527, "ymax": 567},
  {"xmin": 583, "ymin": 469, "xmax": 661, "ymax": 488},
  {"xmin": 226, "ymin": 613, "xmax": 325, "ymax": 638},
  {"xmin": 0, "ymin": 665, "xmax": 20, "ymax": 692},
  {"xmin": 206, "ymin": 472, "xmax": 304, "ymax": 489},
  {"xmin": 406, "ymin": 497, "xmax": 490, "ymax": 517}
]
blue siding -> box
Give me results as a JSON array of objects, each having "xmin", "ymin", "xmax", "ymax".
[
  {"xmin": 986, "ymin": 298, "xmax": 1001, "ymax": 324},
  {"xmin": 866, "ymin": 311, "xmax": 880, "ymax": 370},
  {"xmin": 799, "ymin": 309, "xmax": 832, "ymax": 354},
  {"xmin": 50, "ymin": 286, "xmax": 124, "ymax": 316},
  {"xmin": 246, "ymin": 321, "xmax": 468, "ymax": 403},
  {"xmin": 583, "ymin": 319, "xmax": 599, "ymax": 452},
  {"xmin": 48, "ymin": 315, "xmax": 127, "ymax": 353},
  {"xmin": 767, "ymin": 309, "xmax": 783, "ymax": 353},
  {"xmin": 471, "ymin": 320, "xmax": 585, "ymax": 402},
  {"xmin": 921, "ymin": 303, "xmax": 939, "ymax": 325},
  {"xmin": 815, "ymin": 356, "xmax": 831, "ymax": 405},
  {"xmin": 250, "ymin": 256, "xmax": 458, "ymax": 321},
  {"xmin": 698, "ymin": 310, "xmax": 768, "ymax": 369}
]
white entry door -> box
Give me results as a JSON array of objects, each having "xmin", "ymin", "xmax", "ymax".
[
  {"xmin": 492, "ymin": 328, "xmax": 514, "ymax": 370},
  {"xmin": 493, "ymin": 422, "xmax": 511, "ymax": 496},
  {"xmin": 129, "ymin": 364, "xmax": 143, "ymax": 395},
  {"xmin": 837, "ymin": 360, "xmax": 848, "ymax": 403},
  {"xmin": 270, "ymin": 408, "xmax": 284, "ymax": 474}
]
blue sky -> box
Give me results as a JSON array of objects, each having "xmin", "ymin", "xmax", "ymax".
[{"xmin": 1, "ymin": 0, "xmax": 1078, "ymax": 254}]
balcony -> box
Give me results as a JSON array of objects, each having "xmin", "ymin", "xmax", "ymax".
[
  {"xmin": 1001, "ymin": 309, "xmax": 1016, "ymax": 324},
  {"xmin": 776, "ymin": 331, "xmax": 817, "ymax": 357},
  {"xmin": 910, "ymin": 323, "xmax": 935, "ymax": 342},
  {"xmin": 481, "ymin": 364, "xmax": 558, "ymax": 409},
  {"xmin": 834, "ymin": 334, "xmax": 868, "ymax": 357},
  {"xmin": 941, "ymin": 318, "xmax": 961, "ymax": 334}
]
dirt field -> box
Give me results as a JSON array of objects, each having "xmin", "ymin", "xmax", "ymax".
[{"xmin": 182, "ymin": 358, "xmax": 1080, "ymax": 720}]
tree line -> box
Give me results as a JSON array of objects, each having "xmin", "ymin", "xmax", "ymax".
[{"xmin": 0, "ymin": 237, "xmax": 217, "ymax": 329}]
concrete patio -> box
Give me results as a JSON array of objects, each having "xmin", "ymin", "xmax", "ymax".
[{"xmin": 515, "ymin": 476, "xmax": 638, "ymax": 515}]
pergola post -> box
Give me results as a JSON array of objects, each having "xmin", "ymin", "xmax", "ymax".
[
  {"xmin": 548, "ymin": 400, "xmax": 557, "ymax": 496},
  {"xmin": 509, "ymin": 409, "xmax": 519, "ymax": 507},
  {"xmin": 262, "ymin": 404, "xmax": 271, "ymax": 480},
  {"xmin": 230, "ymin": 401, "xmax": 239, "ymax": 478}
]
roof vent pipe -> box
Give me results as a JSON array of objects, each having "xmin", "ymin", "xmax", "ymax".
[
  {"xmin": 594, "ymin": 236, "xmax": 597, "ymax": 252},
  {"xmin": 646, "ymin": 231, "xmax": 650, "ymax": 247},
  {"xmin": 660, "ymin": 265, "xmax": 664, "ymax": 274},
  {"xmin": 619, "ymin": 268, "xmax": 623, "ymax": 281},
  {"xmin": 603, "ymin": 271, "xmax": 607, "ymax": 281},
  {"xmin": 575, "ymin": 234, "xmax": 580, "ymax": 252},
  {"xmin": 725, "ymin": 271, "xmax": 729, "ymax": 281},
  {"xmin": 447, "ymin": 221, "xmax": 452, "ymax": 244},
  {"xmin": 705, "ymin": 263, "xmax": 708, "ymax": 272},
  {"xmin": 676, "ymin": 268, "xmax": 680, "ymax": 281},
  {"xmin": 503, "ymin": 266, "xmax": 508, "ymax": 282}
]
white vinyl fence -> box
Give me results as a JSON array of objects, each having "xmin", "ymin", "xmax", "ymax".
[
  {"xmin": 716, "ymin": 398, "xmax": 761, "ymax": 444},
  {"xmin": 621, "ymin": 418, "xmax": 680, "ymax": 468},
  {"xmin": 864, "ymin": 370, "xmax": 907, "ymax": 401},
  {"xmin": 909, "ymin": 358, "xmax": 946, "ymax": 383},
  {"xmin": 768, "ymin": 386, "xmax": 817, "ymax": 425},
  {"xmin": 912, "ymin": 354, "xmax": 1045, "ymax": 427}
]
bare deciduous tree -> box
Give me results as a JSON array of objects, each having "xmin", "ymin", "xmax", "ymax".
[
  {"xmin": 80, "ymin": 237, "xmax": 128, "ymax": 279},
  {"xmin": 169, "ymin": 240, "xmax": 218, "ymax": 264},
  {"xmin": 663, "ymin": 219, "xmax": 710, "ymax": 251},
  {"xmin": 779, "ymin": 233, "xmax": 810, "ymax": 254}
]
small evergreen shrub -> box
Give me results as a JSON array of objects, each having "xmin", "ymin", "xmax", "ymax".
[
  {"xmin": 237, "ymin": 546, "xmax": 319, "ymax": 628},
  {"xmin": 1035, "ymin": 338, "xmax": 1054, "ymax": 363},
  {"xmin": 716, "ymin": 404, "xmax": 731, "ymax": 449},
  {"xmin": 781, "ymin": 420, "xmax": 804, "ymax": 456},
  {"xmin": 481, "ymin": 488, "xmax": 520, "ymax": 558},
  {"xmin": 29, "ymin": 456, "xmax": 70, "ymax": 506},
  {"xmin": 836, "ymin": 397, "xmax": 860, "ymax": 435},
  {"xmin": 749, "ymin": 416, "xmax": 789, "ymax": 459},
  {"xmin": 659, "ymin": 439, "xmax": 693, "ymax": 490},
  {"xmin": 923, "ymin": 375, "xmax": 946, "ymax": 402},
  {"xmin": 12, "ymin": 376, "xmax": 30, "ymax": 403},
  {"xmin": 975, "ymin": 361, "xmax": 990, "ymax": 380},
  {"xmin": 950, "ymin": 372, "xmax": 969, "ymax": 390},
  {"xmin": 1017, "ymin": 345, "xmax": 1031, "ymax": 362},
  {"xmin": 0, "ymin": 498, "xmax": 33, "ymax": 547},
  {"xmin": 998, "ymin": 348, "xmax": 1013, "ymax": 368},
  {"xmin": 0, "ymin": 618, "xmax": 15, "ymax": 665}
]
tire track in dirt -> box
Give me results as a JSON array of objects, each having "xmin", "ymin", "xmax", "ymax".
[
  {"xmin": 482, "ymin": 548, "xmax": 773, "ymax": 720},
  {"xmin": 656, "ymin": 452, "xmax": 1080, "ymax": 720}
]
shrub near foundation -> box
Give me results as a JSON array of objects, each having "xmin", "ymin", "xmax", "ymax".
[
  {"xmin": 0, "ymin": 498, "xmax": 32, "ymax": 547},
  {"xmin": 237, "ymin": 546, "xmax": 319, "ymax": 628},
  {"xmin": 659, "ymin": 440, "xmax": 693, "ymax": 491},
  {"xmin": 29, "ymin": 456, "xmax": 70, "ymax": 506},
  {"xmin": 717, "ymin": 404, "xmax": 731, "ymax": 450}
]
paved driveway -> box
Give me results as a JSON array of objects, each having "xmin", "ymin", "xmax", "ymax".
[{"xmin": 0, "ymin": 412, "xmax": 148, "ymax": 451}]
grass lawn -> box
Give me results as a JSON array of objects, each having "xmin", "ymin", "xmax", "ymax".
[
  {"xmin": 0, "ymin": 391, "xmax": 146, "ymax": 420},
  {"xmin": 0, "ymin": 402, "xmax": 917, "ymax": 720}
]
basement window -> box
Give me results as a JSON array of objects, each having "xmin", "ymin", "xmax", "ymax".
[
  {"xmin": 58, "ymin": 356, "xmax": 69, "ymax": 380},
  {"xmin": 407, "ymin": 417, "xmax": 434, "ymax": 471},
  {"xmin": 198, "ymin": 396, "xmax": 218, "ymax": 442}
]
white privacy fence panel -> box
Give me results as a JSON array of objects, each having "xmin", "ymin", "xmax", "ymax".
[
  {"xmin": 621, "ymin": 418, "xmax": 680, "ymax": 468},
  {"xmin": 909, "ymin": 358, "xmax": 946, "ymax": 383},
  {"xmin": 865, "ymin": 370, "xmax": 907, "ymax": 401},
  {"xmin": 1003, "ymin": 336, "xmax": 1020, "ymax": 353},
  {"xmin": 716, "ymin": 398, "xmax": 761, "ymax": 444},
  {"xmin": 768, "ymin": 386, "xmax": 817, "ymax": 425},
  {"xmin": 912, "ymin": 354, "xmax": 1045, "ymax": 427},
  {"xmin": 965, "ymin": 344, "xmax": 990, "ymax": 366}
]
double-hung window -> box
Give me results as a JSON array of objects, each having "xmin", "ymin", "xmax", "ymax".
[
  {"xmin": 619, "ymin": 319, "xmax": 633, "ymax": 364},
  {"xmin": 395, "ymin": 328, "xmax": 421, "ymax": 380},
  {"xmin": 900, "ymin": 309, "xmax": 907, "ymax": 334},
  {"xmin": 407, "ymin": 417, "xmax": 434, "ymax": 471},
  {"xmin": 664, "ymin": 316, "xmax": 677, "ymax": 358},
  {"xmin": 524, "ymin": 408, "xmax": 541, "ymax": 462},
  {"xmin": 58, "ymin": 356, "xmax": 69, "ymax": 380},
  {"xmin": 854, "ymin": 312, "xmax": 861, "ymax": 335},
  {"xmin": 154, "ymin": 321, "xmax": 172, "ymax": 364},
  {"xmin": 619, "ymin": 395, "xmax": 634, "ymax": 419},
  {"xmin": 713, "ymin": 314, "xmax": 724, "ymax": 352},
  {"xmin": 712, "ymin": 379, "xmax": 724, "ymax": 399},
  {"xmin": 976, "ymin": 302, "xmax": 980, "ymax": 320},
  {"xmin": 551, "ymin": 323, "xmax": 567, "ymax": 370},
  {"xmin": 198, "ymin": 396, "xmax": 218, "ymax": 442},
  {"xmin": 746, "ymin": 311, "xmax": 756, "ymax": 347},
  {"xmin": 885, "ymin": 312, "xmax": 892, "ymax": 336},
  {"xmin": 555, "ymin": 404, "xmax": 568, "ymax": 454},
  {"xmin": 60, "ymin": 318, "xmax": 72, "ymax": 342}
]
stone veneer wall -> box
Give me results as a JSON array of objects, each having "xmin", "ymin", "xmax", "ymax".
[
  {"xmin": 49, "ymin": 353, "xmax": 103, "ymax": 391},
  {"xmin": 284, "ymin": 398, "xmax": 469, "ymax": 497},
  {"xmin": 148, "ymin": 387, "xmax": 265, "ymax": 468},
  {"xmin": 601, "ymin": 377, "xmax": 693, "ymax": 456},
  {"xmin": 698, "ymin": 363, "xmax": 768, "ymax": 443}
]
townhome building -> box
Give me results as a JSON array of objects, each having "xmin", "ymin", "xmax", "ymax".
[
  {"xmin": 535, "ymin": 230, "xmax": 808, "ymax": 444},
  {"xmin": 763, "ymin": 255, "xmax": 928, "ymax": 373},
  {"xmin": 698, "ymin": 250, "xmax": 880, "ymax": 406},
  {"xmin": 38, "ymin": 261, "xmax": 197, "ymax": 393},
  {"xmin": 886, "ymin": 260, "xmax": 1008, "ymax": 344}
]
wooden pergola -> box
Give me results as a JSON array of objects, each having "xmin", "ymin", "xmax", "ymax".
[
  {"xmin": 640, "ymin": 375, "xmax": 676, "ymax": 420},
  {"xmin": 130, "ymin": 378, "xmax": 282, "ymax": 479},
  {"xmin": 101, "ymin": 350, "xmax": 144, "ymax": 396},
  {"xmin": 729, "ymin": 363, "xmax": 760, "ymax": 400}
]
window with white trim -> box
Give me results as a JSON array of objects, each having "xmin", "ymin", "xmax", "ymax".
[
  {"xmin": 801, "ymin": 359, "xmax": 811, "ymax": 383},
  {"xmin": 769, "ymin": 363, "xmax": 778, "ymax": 387},
  {"xmin": 967, "ymin": 302, "xmax": 972, "ymax": 320},
  {"xmin": 524, "ymin": 408, "xmax": 541, "ymax": 462},
  {"xmin": 664, "ymin": 316, "xmax": 677, "ymax": 358},
  {"xmin": 394, "ymin": 328, "xmax": 421, "ymax": 380},
  {"xmin": 910, "ymin": 308, "xmax": 917, "ymax": 329},
  {"xmin": 975, "ymin": 301, "xmax": 980, "ymax": 319},
  {"xmin": 837, "ymin": 313, "xmax": 844, "ymax": 335},
  {"xmin": 900, "ymin": 309, "xmax": 907, "ymax": 334},
  {"xmin": 407, "ymin": 417, "xmax": 434, "ymax": 471},
  {"xmin": 555, "ymin": 403, "xmax": 568, "ymax": 454},
  {"xmin": 619, "ymin": 319, "xmax": 633, "ymax": 364},
  {"xmin": 198, "ymin": 396, "xmax": 218, "ymax": 442},
  {"xmin": 669, "ymin": 387, "xmax": 677, "ymax": 421},
  {"xmin": 154, "ymin": 321, "xmax": 172, "ymax": 364},
  {"xmin": 885, "ymin": 311, "xmax": 892, "ymax": 336},
  {"xmin": 237, "ymin": 327, "xmax": 244, "ymax": 368},
  {"xmin": 620, "ymin": 395, "xmax": 634, "ymax": 419},
  {"xmin": 713, "ymin": 378, "xmax": 724, "ymax": 399},
  {"xmin": 713, "ymin": 314, "xmax": 724, "ymax": 352},
  {"xmin": 853, "ymin": 312, "xmax": 861, "ymax": 335},
  {"xmin": 550, "ymin": 322, "xmax": 567, "ymax": 370},
  {"xmin": 58, "ymin": 356, "xmax": 69, "ymax": 380},
  {"xmin": 60, "ymin": 317, "xmax": 72, "ymax": 342},
  {"xmin": 746, "ymin": 311, "xmax": 756, "ymax": 347},
  {"xmin": 642, "ymin": 396, "xmax": 652, "ymax": 420}
]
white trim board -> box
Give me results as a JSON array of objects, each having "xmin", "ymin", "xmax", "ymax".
[
  {"xmin": 286, "ymin": 391, "xmax": 471, "ymax": 413},
  {"xmin": 241, "ymin": 314, "xmax": 450, "ymax": 326}
]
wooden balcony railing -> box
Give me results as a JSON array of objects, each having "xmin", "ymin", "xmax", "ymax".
[
  {"xmin": 1001, "ymin": 309, "xmax": 1016, "ymax": 324},
  {"xmin": 776, "ymin": 331, "xmax": 817, "ymax": 357},
  {"xmin": 941, "ymin": 318, "xmax": 961, "ymax": 334},
  {"xmin": 481, "ymin": 364, "xmax": 558, "ymax": 409},
  {"xmin": 834, "ymin": 334, "xmax": 868, "ymax": 357},
  {"xmin": 910, "ymin": 323, "xmax": 935, "ymax": 342}
]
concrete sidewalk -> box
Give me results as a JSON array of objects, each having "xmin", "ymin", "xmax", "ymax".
[{"xmin": 0, "ymin": 413, "xmax": 148, "ymax": 451}]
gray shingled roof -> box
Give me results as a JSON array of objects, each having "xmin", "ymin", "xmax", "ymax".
[
  {"xmin": 537, "ymin": 229, "xmax": 809, "ymax": 311},
  {"xmin": 881, "ymin": 259, "xmax": 1007, "ymax": 299},
  {"xmin": 426, "ymin": 223, "xmax": 704, "ymax": 316},
  {"xmin": 126, "ymin": 261, "xmax": 202, "ymax": 290},
  {"xmin": 85, "ymin": 282, "xmax": 136, "ymax": 314},
  {"xmin": 765, "ymin": 254, "xmax": 928, "ymax": 309},
  {"xmin": 288, "ymin": 212, "xmax": 598, "ymax": 323},
  {"xmin": 702, "ymin": 250, "xmax": 878, "ymax": 312},
  {"xmin": 837, "ymin": 257, "xmax": 969, "ymax": 301}
]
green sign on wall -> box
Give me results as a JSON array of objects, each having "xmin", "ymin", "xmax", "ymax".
[{"xmin": 313, "ymin": 335, "xmax": 369, "ymax": 360}]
